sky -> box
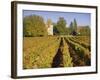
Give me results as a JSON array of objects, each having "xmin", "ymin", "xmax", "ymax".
[{"xmin": 23, "ymin": 10, "xmax": 91, "ymax": 27}]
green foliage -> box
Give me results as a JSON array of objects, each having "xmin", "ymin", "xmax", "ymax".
[
  {"xmin": 69, "ymin": 19, "xmax": 78, "ymax": 35},
  {"xmin": 23, "ymin": 15, "xmax": 47, "ymax": 37},
  {"xmin": 23, "ymin": 15, "xmax": 90, "ymax": 36},
  {"xmin": 69, "ymin": 21, "xmax": 74, "ymax": 34},
  {"xmin": 73, "ymin": 19, "xmax": 77, "ymax": 32},
  {"xmin": 55, "ymin": 17, "xmax": 68, "ymax": 35}
]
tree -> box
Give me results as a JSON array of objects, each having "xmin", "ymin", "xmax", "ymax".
[
  {"xmin": 69, "ymin": 21, "xmax": 74, "ymax": 34},
  {"xmin": 69, "ymin": 19, "xmax": 78, "ymax": 35},
  {"xmin": 73, "ymin": 19, "xmax": 77, "ymax": 32},
  {"xmin": 23, "ymin": 15, "xmax": 47, "ymax": 37},
  {"xmin": 56, "ymin": 17, "xmax": 67, "ymax": 35},
  {"xmin": 53, "ymin": 23, "xmax": 59, "ymax": 35}
]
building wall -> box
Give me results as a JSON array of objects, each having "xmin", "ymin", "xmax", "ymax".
[{"xmin": 47, "ymin": 25, "xmax": 53, "ymax": 35}]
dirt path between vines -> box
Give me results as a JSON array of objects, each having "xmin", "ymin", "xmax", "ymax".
[{"xmin": 52, "ymin": 37, "xmax": 64, "ymax": 67}]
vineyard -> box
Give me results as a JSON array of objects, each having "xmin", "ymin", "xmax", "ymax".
[{"xmin": 23, "ymin": 36, "xmax": 91, "ymax": 69}]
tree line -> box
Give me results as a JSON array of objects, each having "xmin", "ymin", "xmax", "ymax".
[{"xmin": 23, "ymin": 15, "xmax": 90, "ymax": 37}]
